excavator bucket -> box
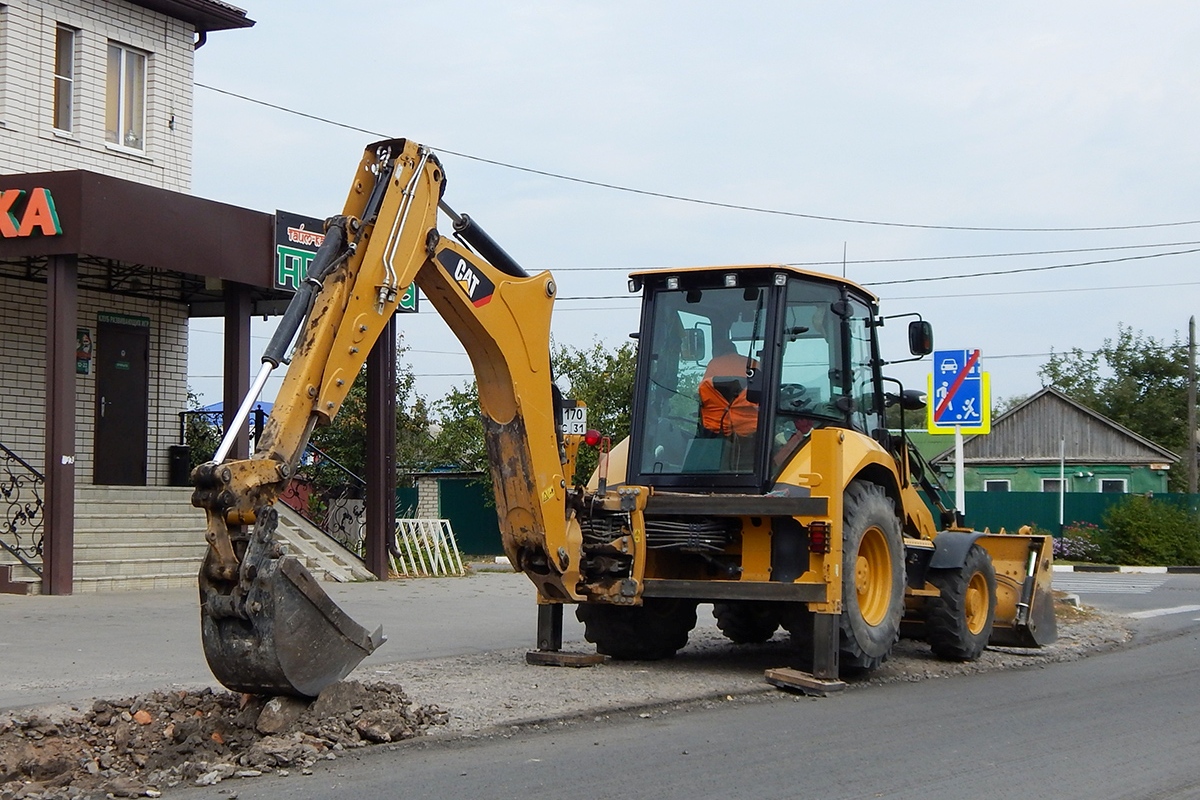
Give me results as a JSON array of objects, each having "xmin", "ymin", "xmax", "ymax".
[
  {"xmin": 198, "ymin": 507, "xmax": 384, "ymax": 697},
  {"xmin": 978, "ymin": 532, "xmax": 1058, "ymax": 648}
]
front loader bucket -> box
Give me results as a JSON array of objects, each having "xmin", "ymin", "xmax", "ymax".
[
  {"xmin": 978, "ymin": 532, "xmax": 1058, "ymax": 648},
  {"xmin": 199, "ymin": 507, "xmax": 385, "ymax": 697}
]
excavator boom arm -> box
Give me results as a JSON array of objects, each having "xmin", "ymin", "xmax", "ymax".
[{"xmin": 193, "ymin": 138, "xmax": 582, "ymax": 697}]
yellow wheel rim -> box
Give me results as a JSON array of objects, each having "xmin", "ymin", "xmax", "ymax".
[
  {"xmin": 854, "ymin": 525, "xmax": 892, "ymax": 627},
  {"xmin": 965, "ymin": 571, "xmax": 990, "ymax": 635}
]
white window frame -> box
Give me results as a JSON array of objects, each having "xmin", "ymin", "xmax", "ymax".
[
  {"xmin": 983, "ymin": 479, "xmax": 1010, "ymax": 493},
  {"xmin": 1041, "ymin": 478, "xmax": 1067, "ymax": 493},
  {"xmin": 106, "ymin": 40, "xmax": 147, "ymax": 151},
  {"xmin": 1099, "ymin": 477, "xmax": 1128, "ymax": 494},
  {"xmin": 53, "ymin": 24, "xmax": 76, "ymax": 133}
]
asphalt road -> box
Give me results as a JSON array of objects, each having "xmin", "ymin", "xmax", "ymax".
[
  {"xmin": 0, "ymin": 570, "xmax": 581, "ymax": 710},
  {"xmin": 168, "ymin": 573, "xmax": 1200, "ymax": 800}
]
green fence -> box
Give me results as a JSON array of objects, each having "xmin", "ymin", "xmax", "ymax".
[
  {"xmin": 961, "ymin": 492, "xmax": 1200, "ymax": 534},
  {"xmin": 438, "ymin": 477, "xmax": 504, "ymax": 555},
  {"xmin": 396, "ymin": 486, "xmax": 418, "ymax": 518}
]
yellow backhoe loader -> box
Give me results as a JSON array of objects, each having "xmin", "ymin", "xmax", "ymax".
[{"xmin": 191, "ymin": 138, "xmax": 1056, "ymax": 698}]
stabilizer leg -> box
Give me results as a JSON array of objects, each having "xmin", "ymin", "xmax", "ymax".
[
  {"xmin": 526, "ymin": 601, "xmax": 605, "ymax": 667},
  {"xmin": 766, "ymin": 612, "xmax": 846, "ymax": 696}
]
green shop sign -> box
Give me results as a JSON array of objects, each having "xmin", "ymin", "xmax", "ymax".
[{"xmin": 274, "ymin": 210, "xmax": 417, "ymax": 312}]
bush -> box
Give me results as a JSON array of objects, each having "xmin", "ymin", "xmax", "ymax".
[
  {"xmin": 1054, "ymin": 522, "xmax": 1104, "ymax": 563},
  {"xmin": 1100, "ymin": 496, "xmax": 1200, "ymax": 566}
]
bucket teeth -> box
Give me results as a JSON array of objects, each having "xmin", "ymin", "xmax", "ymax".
[{"xmin": 199, "ymin": 506, "xmax": 385, "ymax": 697}]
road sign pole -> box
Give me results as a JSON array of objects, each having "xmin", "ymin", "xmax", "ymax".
[{"xmin": 955, "ymin": 425, "xmax": 965, "ymax": 520}]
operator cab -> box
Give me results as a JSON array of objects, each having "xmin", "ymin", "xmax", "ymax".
[{"xmin": 626, "ymin": 266, "xmax": 889, "ymax": 493}]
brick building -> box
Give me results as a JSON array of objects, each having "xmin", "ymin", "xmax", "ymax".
[{"xmin": 0, "ymin": 0, "xmax": 281, "ymax": 594}]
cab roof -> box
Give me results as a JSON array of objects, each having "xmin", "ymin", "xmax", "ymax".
[{"xmin": 627, "ymin": 264, "xmax": 878, "ymax": 303}]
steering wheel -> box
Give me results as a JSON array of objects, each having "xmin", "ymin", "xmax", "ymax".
[{"xmin": 778, "ymin": 383, "xmax": 813, "ymax": 412}]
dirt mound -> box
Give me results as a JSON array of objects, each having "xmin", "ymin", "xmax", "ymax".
[{"xmin": 0, "ymin": 681, "xmax": 446, "ymax": 799}]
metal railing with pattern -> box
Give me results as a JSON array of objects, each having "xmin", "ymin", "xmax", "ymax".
[{"xmin": 0, "ymin": 441, "xmax": 44, "ymax": 577}]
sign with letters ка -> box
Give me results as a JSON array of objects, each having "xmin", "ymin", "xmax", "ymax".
[
  {"xmin": 926, "ymin": 348, "xmax": 991, "ymax": 435},
  {"xmin": 0, "ymin": 188, "xmax": 63, "ymax": 238}
]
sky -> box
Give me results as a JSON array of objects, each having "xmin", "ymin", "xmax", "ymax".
[{"xmin": 187, "ymin": 1, "xmax": 1200, "ymax": 417}]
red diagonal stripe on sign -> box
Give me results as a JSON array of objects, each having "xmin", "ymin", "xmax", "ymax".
[{"xmin": 935, "ymin": 349, "xmax": 980, "ymax": 422}]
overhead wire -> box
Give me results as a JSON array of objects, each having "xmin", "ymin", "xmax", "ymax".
[
  {"xmin": 868, "ymin": 246, "xmax": 1200, "ymax": 286},
  {"xmin": 196, "ymin": 82, "xmax": 1200, "ymax": 234},
  {"xmin": 550, "ymin": 238, "xmax": 1200, "ymax": 272}
]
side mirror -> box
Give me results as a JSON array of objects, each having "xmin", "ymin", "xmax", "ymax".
[
  {"xmin": 900, "ymin": 388, "xmax": 926, "ymax": 411},
  {"xmin": 885, "ymin": 388, "xmax": 927, "ymax": 411},
  {"xmin": 680, "ymin": 327, "xmax": 706, "ymax": 362},
  {"xmin": 908, "ymin": 320, "xmax": 933, "ymax": 356}
]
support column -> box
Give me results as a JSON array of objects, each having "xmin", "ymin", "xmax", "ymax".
[
  {"xmin": 365, "ymin": 316, "xmax": 396, "ymax": 580},
  {"xmin": 43, "ymin": 254, "xmax": 78, "ymax": 595},
  {"xmin": 222, "ymin": 282, "xmax": 252, "ymax": 459}
]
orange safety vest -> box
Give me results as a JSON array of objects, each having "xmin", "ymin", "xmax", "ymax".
[{"xmin": 699, "ymin": 353, "xmax": 759, "ymax": 436}]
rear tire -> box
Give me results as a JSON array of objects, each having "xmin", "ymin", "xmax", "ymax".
[
  {"xmin": 839, "ymin": 481, "xmax": 905, "ymax": 673},
  {"xmin": 926, "ymin": 543, "xmax": 996, "ymax": 661},
  {"xmin": 713, "ymin": 601, "xmax": 780, "ymax": 644},
  {"xmin": 576, "ymin": 598, "xmax": 698, "ymax": 660}
]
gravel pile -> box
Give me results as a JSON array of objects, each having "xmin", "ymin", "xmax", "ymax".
[
  {"xmin": 0, "ymin": 601, "xmax": 1127, "ymax": 799},
  {"xmin": 0, "ymin": 682, "xmax": 447, "ymax": 799}
]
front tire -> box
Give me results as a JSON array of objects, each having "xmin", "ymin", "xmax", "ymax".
[
  {"xmin": 576, "ymin": 598, "xmax": 698, "ymax": 660},
  {"xmin": 926, "ymin": 543, "xmax": 996, "ymax": 661},
  {"xmin": 839, "ymin": 481, "xmax": 905, "ymax": 672}
]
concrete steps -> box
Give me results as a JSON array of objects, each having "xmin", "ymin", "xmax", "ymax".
[
  {"xmin": 0, "ymin": 485, "xmax": 375, "ymax": 594},
  {"xmin": 274, "ymin": 503, "xmax": 377, "ymax": 583}
]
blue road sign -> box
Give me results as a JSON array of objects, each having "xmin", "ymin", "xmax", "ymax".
[{"xmin": 931, "ymin": 349, "xmax": 983, "ymax": 427}]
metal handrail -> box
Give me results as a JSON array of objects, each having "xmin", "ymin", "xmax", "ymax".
[
  {"xmin": 177, "ymin": 407, "xmax": 269, "ymax": 450},
  {"xmin": 279, "ymin": 442, "xmax": 368, "ymax": 558},
  {"xmin": 0, "ymin": 440, "xmax": 44, "ymax": 577},
  {"xmin": 176, "ymin": 411, "xmax": 384, "ymax": 562}
]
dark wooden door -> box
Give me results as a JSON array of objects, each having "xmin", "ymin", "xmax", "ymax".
[{"xmin": 94, "ymin": 322, "xmax": 149, "ymax": 485}]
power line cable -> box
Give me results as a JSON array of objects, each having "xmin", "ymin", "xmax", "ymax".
[
  {"xmin": 788, "ymin": 239, "xmax": 1200, "ymax": 268},
  {"xmin": 487, "ymin": 244, "xmax": 1199, "ymax": 298},
  {"xmin": 888, "ymin": 279, "xmax": 1200, "ymax": 302},
  {"xmin": 868, "ymin": 246, "xmax": 1200, "ymax": 287},
  {"xmin": 196, "ymin": 82, "xmax": 1200, "ymax": 235},
  {"xmin": 552, "ymin": 238, "xmax": 1200, "ymax": 272}
]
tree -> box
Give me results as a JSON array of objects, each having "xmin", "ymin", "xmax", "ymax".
[
  {"xmin": 995, "ymin": 393, "xmax": 1030, "ymax": 415},
  {"xmin": 428, "ymin": 382, "xmax": 487, "ymax": 472},
  {"xmin": 1039, "ymin": 324, "xmax": 1191, "ymax": 491},
  {"xmin": 183, "ymin": 389, "xmax": 222, "ymax": 471},
  {"xmin": 553, "ymin": 339, "xmax": 638, "ymax": 484},
  {"xmin": 426, "ymin": 338, "xmax": 638, "ymax": 485},
  {"xmin": 308, "ymin": 339, "xmax": 437, "ymax": 486}
]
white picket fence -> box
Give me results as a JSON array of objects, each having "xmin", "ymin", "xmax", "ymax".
[{"xmin": 391, "ymin": 518, "xmax": 465, "ymax": 577}]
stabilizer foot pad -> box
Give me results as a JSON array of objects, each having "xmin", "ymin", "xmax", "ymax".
[
  {"xmin": 526, "ymin": 650, "xmax": 608, "ymax": 668},
  {"xmin": 764, "ymin": 667, "xmax": 846, "ymax": 697}
]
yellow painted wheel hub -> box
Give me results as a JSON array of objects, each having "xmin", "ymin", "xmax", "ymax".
[
  {"xmin": 965, "ymin": 570, "xmax": 990, "ymax": 635},
  {"xmin": 854, "ymin": 525, "xmax": 892, "ymax": 627}
]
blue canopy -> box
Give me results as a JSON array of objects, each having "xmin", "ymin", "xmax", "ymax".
[{"xmin": 200, "ymin": 401, "xmax": 274, "ymax": 415}]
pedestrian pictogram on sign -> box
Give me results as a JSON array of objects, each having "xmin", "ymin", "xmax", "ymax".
[{"xmin": 927, "ymin": 348, "xmax": 991, "ymax": 435}]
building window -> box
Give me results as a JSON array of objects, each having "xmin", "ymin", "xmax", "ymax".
[
  {"xmin": 1041, "ymin": 478, "xmax": 1066, "ymax": 493},
  {"xmin": 984, "ymin": 480, "xmax": 1010, "ymax": 492},
  {"xmin": 54, "ymin": 25, "xmax": 76, "ymax": 132},
  {"xmin": 106, "ymin": 41, "xmax": 146, "ymax": 150},
  {"xmin": 1100, "ymin": 478, "xmax": 1127, "ymax": 493}
]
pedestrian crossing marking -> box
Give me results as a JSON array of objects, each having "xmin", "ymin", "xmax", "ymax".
[
  {"xmin": 1053, "ymin": 575, "xmax": 1168, "ymax": 594},
  {"xmin": 1126, "ymin": 604, "xmax": 1200, "ymax": 619}
]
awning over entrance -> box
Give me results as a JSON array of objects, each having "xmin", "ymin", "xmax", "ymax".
[{"xmin": 0, "ymin": 169, "xmax": 289, "ymax": 316}]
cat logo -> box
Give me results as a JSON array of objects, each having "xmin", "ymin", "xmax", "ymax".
[{"xmin": 436, "ymin": 250, "xmax": 495, "ymax": 307}]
